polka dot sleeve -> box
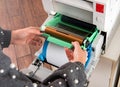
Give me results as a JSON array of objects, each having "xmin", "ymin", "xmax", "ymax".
[
  {"xmin": 0, "ymin": 27, "xmax": 11, "ymax": 49},
  {"xmin": 42, "ymin": 62, "xmax": 88, "ymax": 87}
]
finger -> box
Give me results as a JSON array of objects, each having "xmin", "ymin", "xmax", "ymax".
[
  {"xmin": 33, "ymin": 36, "xmax": 43, "ymax": 46},
  {"xmin": 72, "ymin": 41, "xmax": 87, "ymax": 64},
  {"xmin": 26, "ymin": 35, "xmax": 35, "ymax": 44},
  {"xmin": 28, "ymin": 27, "xmax": 41, "ymax": 35},
  {"xmin": 26, "ymin": 35, "xmax": 42, "ymax": 46},
  {"xmin": 29, "ymin": 40, "xmax": 42, "ymax": 46},
  {"xmin": 72, "ymin": 41, "xmax": 82, "ymax": 52},
  {"xmin": 33, "ymin": 36, "xmax": 42, "ymax": 42},
  {"xmin": 72, "ymin": 41, "xmax": 80, "ymax": 48},
  {"xmin": 65, "ymin": 48, "xmax": 71, "ymax": 56},
  {"xmin": 64, "ymin": 48, "xmax": 73, "ymax": 61},
  {"xmin": 29, "ymin": 40, "xmax": 37, "ymax": 46}
]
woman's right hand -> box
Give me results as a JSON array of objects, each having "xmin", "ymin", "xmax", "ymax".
[{"xmin": 65, "ymin": 41, "xmax": 87, "ymax": 65}]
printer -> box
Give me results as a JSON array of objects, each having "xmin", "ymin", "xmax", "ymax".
[{"xmin": 22, "ymin": 0, "xmax": 120, "ymax": 83}]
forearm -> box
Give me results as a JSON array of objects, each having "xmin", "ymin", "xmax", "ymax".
[{"xmin": 0, "ymin": 27, "xmax": 11, "ymax": 49}]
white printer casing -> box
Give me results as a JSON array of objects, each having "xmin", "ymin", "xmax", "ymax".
[{"xmin": 42, "ymin": 0, "xmax": 120, "ymax": 48}]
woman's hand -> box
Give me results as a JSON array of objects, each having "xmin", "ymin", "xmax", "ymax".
[
  {"xmin": 65, "ymin": 41, "xmax": 87, "ymax": 64},
  {"xmin": 11, "ymin": 27, "xmax": 42, "ymax": 46}
]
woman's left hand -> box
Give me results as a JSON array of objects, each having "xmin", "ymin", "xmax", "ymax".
[{"xmin": 11, "ymin": 27, "xmax": 42, "ymax": 46}]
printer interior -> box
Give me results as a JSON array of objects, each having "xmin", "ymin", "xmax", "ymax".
[{"xmin": 41, "ymin": 13, "xmax": 98, "ymax": 49}]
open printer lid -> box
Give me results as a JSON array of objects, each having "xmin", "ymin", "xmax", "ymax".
[{"xmin": 42, "ymin": 0, "xmax": 94, "ymax": 24}]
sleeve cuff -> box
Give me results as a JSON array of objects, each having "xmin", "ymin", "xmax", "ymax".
[{"xmin": 0, "ymin": 28, "xmax": 11, "ymax": 48}]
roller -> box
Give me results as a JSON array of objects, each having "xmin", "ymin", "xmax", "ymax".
[
  {"xmin": 61, "ymin": 15, "xmax": 96, "ymax": 32},
  {"xmin": 41, "ymin": 26, "xmax": 83, "ymax": 44}
]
